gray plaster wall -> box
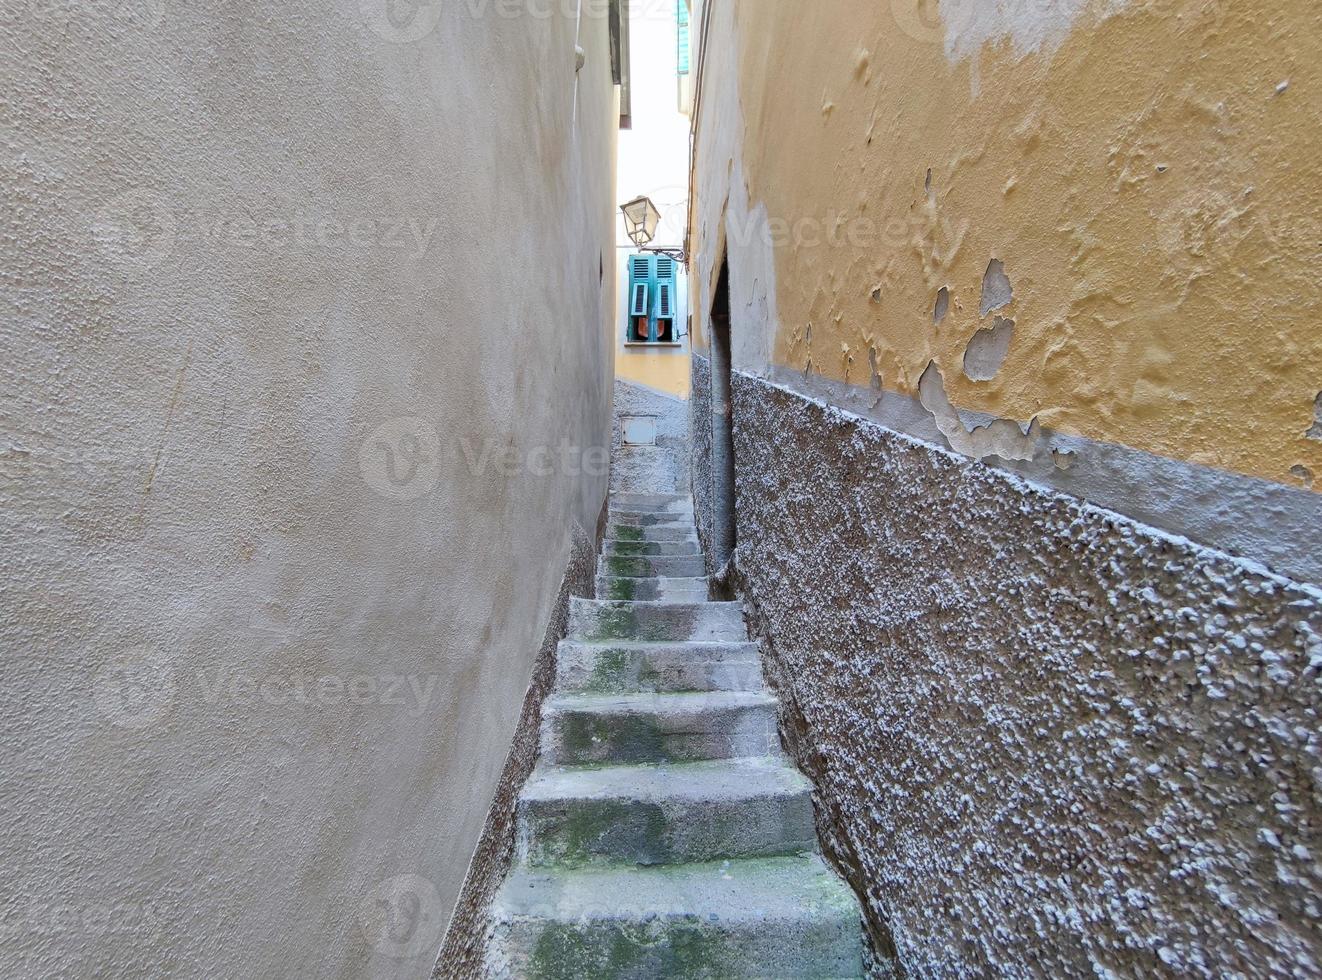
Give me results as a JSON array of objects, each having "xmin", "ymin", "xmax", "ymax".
[
  {"xmin": 432, "ymin": 520, "xmax": 602, "ymax": 979},
  {"xmin": 691, "ymin": 357, "xmax": 1322, "ymax": 978},
  {"xmin": 2, "ymin": 4, "xmax": 616, "ymax": 978}
]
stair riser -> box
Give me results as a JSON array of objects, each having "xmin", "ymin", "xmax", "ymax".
[
  {"xmin": 608, "ymin": 513, "xmax": 697, "ymax": 528},
  {"xmin": 603, "ymin": 540, "xmax": 701, "ymax": 558},
  {"xmin": 491, "ymin": 917, "xmax": 863, "ymax": 979},
  {"xmin": 594, "ymin": 576, "xmax": 709, "ymax": 603},
  {"xmin": 610, "ymin": 503, "xmax": 695, "ymax": 518},
  {"xmin": 609, "ymin": 493, "xmax": 692, "ymax": 509},
  {"xmin": 606, "ymin": 524, "xmax": 700, "ymax": 542},
  {"xmin": 542, "ymin": 702, "xmax": 778, "ymax": 764},
  {"xmin": 569, "ymin": 601, "xmax": 745, "ymax": 643},
  {"xmin": 557, "ymin": 646, "xmax": 762, "ymax": 694},
  {"xmin": 600, "ymin": 555, "xmax": 707, "ymax": 578},
  {"xmin": 517, "ymin": 792, "xmax": 817, "ymax": 867}
]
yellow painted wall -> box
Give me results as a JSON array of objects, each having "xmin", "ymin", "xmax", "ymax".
[
  {"xmin": 692, "ymin": 0, "xmax": 1321, "ymax": 489},
  {"xmin": 619, "ymin": 347, "xmax": 693, "ymax": 398},
  {"xmin": 614, "ymin": 253, "xmax": 692, "ymax": 398}
]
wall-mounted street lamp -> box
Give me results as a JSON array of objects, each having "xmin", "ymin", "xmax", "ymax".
[{"xmin": 620, "ymin": 195, "xmax": 662, "ymax": 248}]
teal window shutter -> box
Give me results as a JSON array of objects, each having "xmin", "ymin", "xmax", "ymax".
[
  {"xmin": 654, "ymin": 256, "xmax": 674, "ymax": 341},
  {"xmin": 677, "ymin": 1, "xmax": 690, "ymax": 76},
  {"xmin": 631, "ymin": 282, "xmax": 650, "ymax": 318},
  {"xmin": 629, "ymin": 255, "xmax": 652, "ymax": 318}
]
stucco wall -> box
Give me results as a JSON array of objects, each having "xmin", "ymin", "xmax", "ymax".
[
  {"xmin": 688, "ymin": 0, "xmax": 1322, "ymax": 583},
  {"xmin": 2, "ymin": 3, "xmax": 615, "ymax": 977},
  {"xmin": 687, "ymin": 2, "xmax": 1322, "ymax": 972},
  {"xmin": 432, "ymin": 523, "xmax": 602, "ymax": 979},
  {"xmin": 692, "ymin": 357, "xmax": 1322, "ymax": 977}
]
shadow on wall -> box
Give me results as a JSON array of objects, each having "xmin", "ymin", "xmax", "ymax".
[
  {"xmin": 707, "ymin": 258, "xmax": 736, "ymax": 572},
  {"xmin": 611, "ymin": 380, "xmax": 690, "ymax": 495}
]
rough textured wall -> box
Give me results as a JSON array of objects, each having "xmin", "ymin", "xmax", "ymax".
[
  {"xmin": 610, "ymin": 380, "xmax": 691, "ymax": 495},
  {"xmin": 713, "ymin": 370, "xmax": 1322, "ymax": 979},
  {"xmin": 688, "ymin": 0, "xmax": 1322, "ymax": 582},
  {"xmin": 1, "ymin": 3, "xmax": 615, "ymax": 977},
  {"xmin": 688, "ymin": 2, "xmax": 1322, "ymax": 974},
  {"xmin": 689, "ymin": 360, "xmax": 715, "ymax": 565}
]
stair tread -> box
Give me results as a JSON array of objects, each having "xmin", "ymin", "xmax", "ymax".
[
  {"xmin": 601, "ymin": 557, "xmax": 708, "ymax": 577},
  {"xmin": 560, "ymin": 638, "xmax": 756, "ymax": 651},
  {"xmin": 495, "ymin": 854, "xmax": 858, "ymax": 923},
  {"xmin": 546, "ymin": 690, "xmax": 776, "ymax": 713},
  {"xmin": 574, "ymin": 598, "xmax": 739, "ymax": 611},
  {"xmin": 608, "ymin": 513, "xmax": 696, "ymax": 522},
  {"xmin": 523, "ymin": 756, "xmax": 810, "ymax": 803},
  {"xmin": 595, "ymin": 575, "xmax": 709, "ymax": 584},
  {"xmin": 610, "ymin": 492, "xmax": 692, "ymax": 502}
]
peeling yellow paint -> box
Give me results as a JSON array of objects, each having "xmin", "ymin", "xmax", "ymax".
[{"xmin": 698, "ymin": 0, "xmax": 1322, "ymax": 488}]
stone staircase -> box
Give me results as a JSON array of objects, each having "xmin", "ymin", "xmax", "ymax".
[{"xmin": 487, "ymin": 492, "xmax": 864, "ymax": 978}]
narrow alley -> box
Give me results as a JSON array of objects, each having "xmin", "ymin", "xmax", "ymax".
[
  {"xmin": 3, "ymin": 0, "xmax": 1320, "ymax": 978},
  {"xmin": 487, "ymin": 486, "xmax": 862, "ymax": 976}
]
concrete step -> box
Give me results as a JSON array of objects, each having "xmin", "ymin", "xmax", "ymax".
[
  {"xmin": 541, "ymin": 691, "xmax": 779, "ymax": 765},
  {"xmin": 595, "ymin": 575, "xmax": 709, "ymax": 603},
  {"xmin": 556, "ymin": 639, "xmax": 762, "ymax": 694},
  {"xmin": 489, "ymin": 855, "xmax": 865, "ymax": 978},
  {"xmin": 600, "ymin": 554, "xmax": 707, "ymax": 579},
  {"xmin": 610, "ymin": 511, "xmax": 696, "ymax": 526},
  {"xmin": 568, "ymin": 599, "xmax": 745, "ymax": 643},
  {"xmin": 609, "ymin": 511, "xmax": 697, "ymax": 528},
  {"xmin": 608, "ymin": 489, "xmax": 692, "ymax": 505},
  {"xmin": 606, "ymin": 523, "xmax": 699, "ymax": 543},
  {"xmin": 610, "ymin": 492, "xmax": 693, "ymax": 510},
  {"xmin": 602, "ymin": 539, "xmax": 702, "ymax": 558},
  {"xmin": 610, "ymin": 499, "xmax": 694, "ymax": 517},
  {"xmin": 517, "ymin": 757, "xmax": 817, "ymax": 867}
]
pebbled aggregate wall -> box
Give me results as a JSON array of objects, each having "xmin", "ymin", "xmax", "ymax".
[
  {"xmin": 611, "ymin": 380, "xmax": 690, "ymax": 496},
  {"xmin": 693, "ymin": 362, "xmax": 1322, "ymax": 978},
  {"xmin": 689, "ymin": 359, "xmax": 715, "ymax": 566}
]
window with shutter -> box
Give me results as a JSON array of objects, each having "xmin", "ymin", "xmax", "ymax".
[
  {"xmin": 656, "ymin": 281, "xmax": 674, "ymax": 342},
  {"xmin": 631, "ymin": 282, "xmax": 650, "ymax": 318}
]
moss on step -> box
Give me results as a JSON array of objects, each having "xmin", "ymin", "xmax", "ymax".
[
  {"xmin": 610, "ymin": 542, "xmax": 666, "ymax": 557},
  {"xmin": 559, "ymin": 711, "xmax": 667, "ymax": 762},
  {"xmin": 611, "ymin": 526, "xmax": 644, "ymax": 543},
  {"xmin": 541, "ymin": 800, "xmax": 671, "ymax": 868},
  {"xmin": 529, "ymin": 921, "xmax": 736, "ymax": 979},
  {"xmin": 582, "ymin": 650, "xmax": 663, "ymax": 694},
  {"xmin": 584, "ymin": 604, "xmax": 690, "ymax": 642},
  {"xmin": 603, "ymin": 577, "xmax": 637, "ymax": 601},
  {"xmin": 585, "ymin": 647, "xmax": 631, "ymax": 691}
]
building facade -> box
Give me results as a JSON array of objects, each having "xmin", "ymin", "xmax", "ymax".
[
  {"xmin": 687, "ymin": 1, "xmax": 1322, "ymax": 975},
  {"xmin": 2, "ymin": 3, "xmax": 619, "ymax": 977}
]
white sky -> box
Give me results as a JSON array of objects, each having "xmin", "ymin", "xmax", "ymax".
[{"xmin": 616, "ymin": 0, "xmax": 691, "ymax": 250}]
